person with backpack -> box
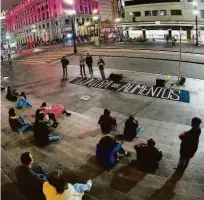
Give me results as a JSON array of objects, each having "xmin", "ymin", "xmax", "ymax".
[
  {"xmin": 61, "ymin": 56, "xmax": 69, "ymax": 77},
  {"xmin": 97, "ymin": 56, "xmax": 105, "ymax": 79}
]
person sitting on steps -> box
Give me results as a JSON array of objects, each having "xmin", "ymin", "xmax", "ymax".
[
  {"xmin": 8, "ymin": 108, "xmax": 31, "ymax": 134},
  {"xmin": 96, "ymin": 135, "xmax": 130, "ymax": 169},
  {"xmin": 98, "ymin": 109, "xmax": 117, "ymax": 134},
  {"xmin": 134, "ymin": 138, "xmax": 162, "ymax": 172},
  {"xmin": 17, "ymin": 92, "xmax": 32, "ymax": 109},
  {"xmin": 15, "ymin": 152, "xmax": 47, "ymax": 200},
  {"xmin": 123, "ymin": 115, "xmax": 141, "ymax": 141},
  {"xmin": 6, "ymin": 85, "xmax": 18, "ymax": 102},
  {"xmin": 43, "ymin": 169, "xmax": 92, "ymax": 200},
  {"xmin": 35, "ymin": 109, "xmax": 60, "ymax": 129},
  {"xmin": 34, "ymin": 113, "xmax": 60, "ymax": 147},
  {"xmin": 40, "ymin": 102, "xmax": 71, "ymax": 118}
]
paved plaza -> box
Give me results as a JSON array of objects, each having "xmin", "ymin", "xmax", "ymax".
[{"xmin": 1, "ymin": 46, "xmax": 204, "ymax": 199}]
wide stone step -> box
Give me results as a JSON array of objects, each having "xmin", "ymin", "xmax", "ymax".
[
  {"xmin": 1, "ymin": 169, "xmax": 26, "ymax": 200},
  {"xmin": 1, "ymin": 132, "xmax": 138, "ymax": 200}
]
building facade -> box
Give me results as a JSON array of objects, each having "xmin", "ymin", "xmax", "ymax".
[
  {"xmin": 1, "ymin": 10, "xmax": 7, "ymax": 46},
  {"xmin": 122, "ymin": 0, "xmax": 204, "ymax": 41},
  {"xmin": 6, "ymin": 0, "xmax": 99, "ymax": 46}
]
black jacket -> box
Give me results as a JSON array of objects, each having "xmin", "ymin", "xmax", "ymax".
[
  {"xmin": 61, "ymin": 58, "xmax": 69, "ymax": 66},
  {"xmin": 9, "ymin": 117, "xmax": 24, "ymax": 131},
  {"xmin": 15, "ymin": 165, "xmax": 45, "ymax": 200},
  {"xmin": 6, "ymin": 89, "xmax": 18, "ymax": 102},
  {"xmin": 34, "ymin": 121, "xmax": 51, "ymax": 146},
  {"xmin": 179, "ymin": 127, "xmax": 201, "ymax": 158},
  {"xmin": 86, "ymin": 56, "xmax": 93, "ymax": 65},
  {"xmin": 123, "ymin": 119, "xmax": 138, "ymax": 141},
  {"xmin": 98, "ymin": 115, "xmax": 113, "ymax": 133}
]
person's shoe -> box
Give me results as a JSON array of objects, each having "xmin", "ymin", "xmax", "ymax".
[
  {"xmin": 124, "ymin": 151, "xmax": 130, "ymax": 157},
  {"xmin": 86, "ymin": 180, "xmax": 92, "ymax": 191},
  {"xmin": 136, "ymin": 134, "xmax": 139, "ymax": 138},
  {"xmin": 52, "ymin": 123, "xmax": 58, "ymax": 128},
  {"xmin": 80, "ymin": 73, "xmax": 83, "ymax": 77},
  {"xmin": 116, "ymin": 157, "xmax": 120, "ymax": 162},
  {"xmin": 66, "ymin": 113, "xmax": 71, "ymax": 117}
]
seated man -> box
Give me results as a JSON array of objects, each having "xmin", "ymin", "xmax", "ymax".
[
  {"xmin": 98, "ymin": 109, "xmax": 117, "ymax": 134},
  {"xmin": 17, "ymin": 92, "xmax": 32, "ymax": 109},
  {"xmin": 123, "ymin": 115, "xmax": 141, "ymax": 141},
  {"xmin": 6, "ymin": 85, "xmax": 18, "ymax": 102},
  {"xmin": 34, "ymin": 113, "xmax": 60, "ymax": 146},
  {"xmin": 35, "ymin": 109, "xmax": 59, "ymax": 128},
  {"xmin": 134, "ymin": 138, "xmax": 162, "ymax": 171},
  {"xmin": 8, "ymin": 108, "xmax": 31, "ymax": 134},
  {"xmin": 40, "ymin": 102, "xmax": 71, "ymax": 118},
  {"xmin": 96, "ymin": 135, "xmax": 130, "ymax": 169},
  {"xmin": 15, "ymin": 152, "xmax": 47, "ymax": 200}
]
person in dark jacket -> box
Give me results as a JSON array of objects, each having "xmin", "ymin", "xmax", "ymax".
[
  {"xmin": 8, "ymin": 108, "xmax": 31, "ymax": 134},
  {"xmin": 96, "ymin": 135, "xmax": 130, "ymax": 168},
  {"xmin": 86, "ymin": 53, "xmax": 93, "ymax": 75},
  {"xmin": 177, "ymin": 117, "xmax": 202, "ymax": 171},
  {"xmin": 34, "ymin": 113, "xmax": 60, "ymax": 146},
  {"xmin": 6, "ymin": 85, "xmax": 18, "ymax": 102},
  {"xmin": 134, "ymin": 138, "xmax": 162, "ymax": 171},
  {"xmin": 98, "ymin": 109, "xmax": 117, "ymax": 134},
  {"xmin": 97, "ymin": 56, "xmax": 105, "ymax": 79},
  {"xmin": 15, "ymin": 152, "xmax": 47, "ymax": 200},
  {"xmin": 123, "ymin": 115, "xmax": 141, "ymax": 141},
  {"xmin": 61, "ymin": 56, "xmax": 69, "ymax": 77}
]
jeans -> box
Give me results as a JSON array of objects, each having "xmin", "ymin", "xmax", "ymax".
[
  {"xmin": 62, "ymin": 66, "xmax": 68, "ymax": 76},
  {"xmin": 136, "ymin": 126, "xmax": 141, "ymax": 136},
  {"xmin": 177, "ymin": 156, "xmax": 190, "ymax": 171},
  {"xmin": 74, "ymin": 183, "xmax": 90, "ymax": 193},
  {"xmin": 48, "ymin": 134, "xmax": 60, "ymax": 143},
  {"xmin": 80, "ymin": 65, "xmax": 86, "ymax": 75},
  {"xmin": 32, "ymin": 165, "xmax": 48, "ymax": 181},
  {"xmin": 18, "ymin": 116, "xmax": 31, "ymax": 133},
  {"xmin": 100, "ymin": 69, "xmax": 105, "ymax": 79},
  {"xmin": 88, "ymin": 64, "xmax": 93, "ymax": 74}
]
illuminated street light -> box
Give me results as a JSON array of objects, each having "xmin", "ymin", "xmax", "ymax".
[
  {"xmin": 192, "ymin": 1, "xmax": 199, "ymax": 46},
  {"xmin": 115, "ymin": 18, "xmax": 122, "ymax": 23},
  {"xmin": 67, "ymin": 9, "xmax": 77, "ymax": 53},
  {"xmin": 85, "ymin": 21, "xmax": 91, "ymax": 26},
  {"xmin": 92, "ymin": 9, "xmax": 98, "ymax": 14},
  {"xmin": 192, "ymin": 1, "xmax": 197, "ymax": 6},
  {"xmin": 93, "ymin": 15, "xmax": 99, "ymax": 21},
  {"xmin": 64, "ymin": 0, "xmax": 74, "ymax": 4}
]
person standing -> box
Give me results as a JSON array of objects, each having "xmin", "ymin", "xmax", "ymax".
[
  {"xmin": 177, "ymin": 117, "xmax": 202, "ymax": 172},
  {"xmin": 8, "ymin": 52, "xmax": 11, "ymax": 61},
  {"xmin": 1, "ymin": 55, "xmax": 3, "ymax": 64},
  {"xmin": 86, "ymin": 53, "xmax": 93, "ymax": 75},
  {"xmin": 79, "ymin": 54, "xmax": 86, "ymax": 76},
  {"xmin": 97, "ymin": 56, "xmax": 105, "ymax": 80},
  {"xmin": 61, "ymin": 56, "xmax": 69, "ymax": 77}
]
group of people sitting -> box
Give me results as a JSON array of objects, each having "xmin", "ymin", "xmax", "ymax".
[
  {"xmin": 97, "ymin": 109, "xmax": 162, "ymax": 171},
  {"xmin": 15, "ymin": 152, "xmax": 92, "ymax": 200},
  {"xmin": 7, "ymin": 85, "xmax": 71, "ymax": 145},
  {"xmin": 6, "ymin": 86, "xmax": 32, "ymax": 109}
]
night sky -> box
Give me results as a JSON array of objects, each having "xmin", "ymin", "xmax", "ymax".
[{"xmin": 2, "ymin": 0, "xmax": 22, "ymax": 10}]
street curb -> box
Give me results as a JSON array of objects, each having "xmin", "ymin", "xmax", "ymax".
[
  {"xmin": 96, "ymin": 46, "xmax": 204, "ymax": 56},
  {"xmin": 89, "ymin": 53, "xmax": 204, "ymax": 65}
]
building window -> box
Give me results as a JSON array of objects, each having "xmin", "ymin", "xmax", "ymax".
[
  {"xmin": 65, "ymin": 19, "xmax": 70, "ymax": 24},
  {"xmin": 171, "ymin": 10, "xmax": 182, "ymax": 15},
  {"xmin": 160, "ymin": 10, "xmax": 166, "ymax": 16},
  {"xmin": 152, "ymin": 10, "xmax": 159, "ymax": 16},
  {"xmin": 145, "ymin": 11, "xmax": 151, "ymax": 16},
  {"xmin": 134, "ymin": 11, "xmax": 141, "ymax": 17},
  {"xmin": 200, "ymin": 10, "xmax": 204, "ymax": 18},
  {"xmin": 188, "ymin": 0, "xmax": 193, "ymax": 2},
  {"xmin": 47, "ymin": 23, "xmax": 49, "ymax": 28},
  {"xmin": 43, "ymin": 24, "xmax": 45, "ymax": 28},
  {"xmin": 201, "ymin": 0, "xmax": 204, "ymax": 2}
]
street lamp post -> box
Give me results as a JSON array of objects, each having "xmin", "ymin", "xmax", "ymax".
[
  {"xmin": 67, "ymin": 9, "xmax": 77, "ymax": 53},
  {"xmin": 193, "ymin": 1, "xmax": 199, "ymax": 46},
  {"xmin": 92, "ymin": 9, "xmax": 101, "ymax": 46}
]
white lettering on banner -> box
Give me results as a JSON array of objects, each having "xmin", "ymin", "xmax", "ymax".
[
  {"xmin": 111, "ymin": 83, "xmax": 121, "ymax": 88},
  {"xmin": 156, "ymin": 87, "xmax": 163, "ymax": 97},
  {"xmin": 90, "ymin": 80, "xmax": 101, "ymax": 87},
  {"xmin": 139, "ymin": 86, "xmax": 150, "ymax": 95},
  {"xmin": 170, "ymin": 90, "xmax": 180, "ymax": 101},
  {"xmin": 130, "ymin": 84, "xmax": 145, "ymax": 94},
  {"xmin": 117, "ymin": 83, "xmax": 132, "ymax": 92},
  {"xmin": 161, "ymin": 89, "xmax": 171, "ymax": 99},
  {"xmin": 75, "ymin": 77, "xmax": 86, "ymax": 84},
  {"xmin": 86, "ymin": 79, "xmax": 98, "ymax": 86},
  {"xmin": 146, "ymin": 87, "xmax": 159, "ymax": 96},
  {"xmin": 104, "ymin": 81, "xmax": 114, "ymax": 89},
  {"xmin": 124, "ymin": 83, "xmax": 135, "ymax": 93},
  {"xmin": 97, "ymin": 80, "xmax": 111, "ymax": 88}
]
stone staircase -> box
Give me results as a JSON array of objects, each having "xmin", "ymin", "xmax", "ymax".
[{"xmin": 1, "ymin": 95, "xmax": 204, "ymax": 200}]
